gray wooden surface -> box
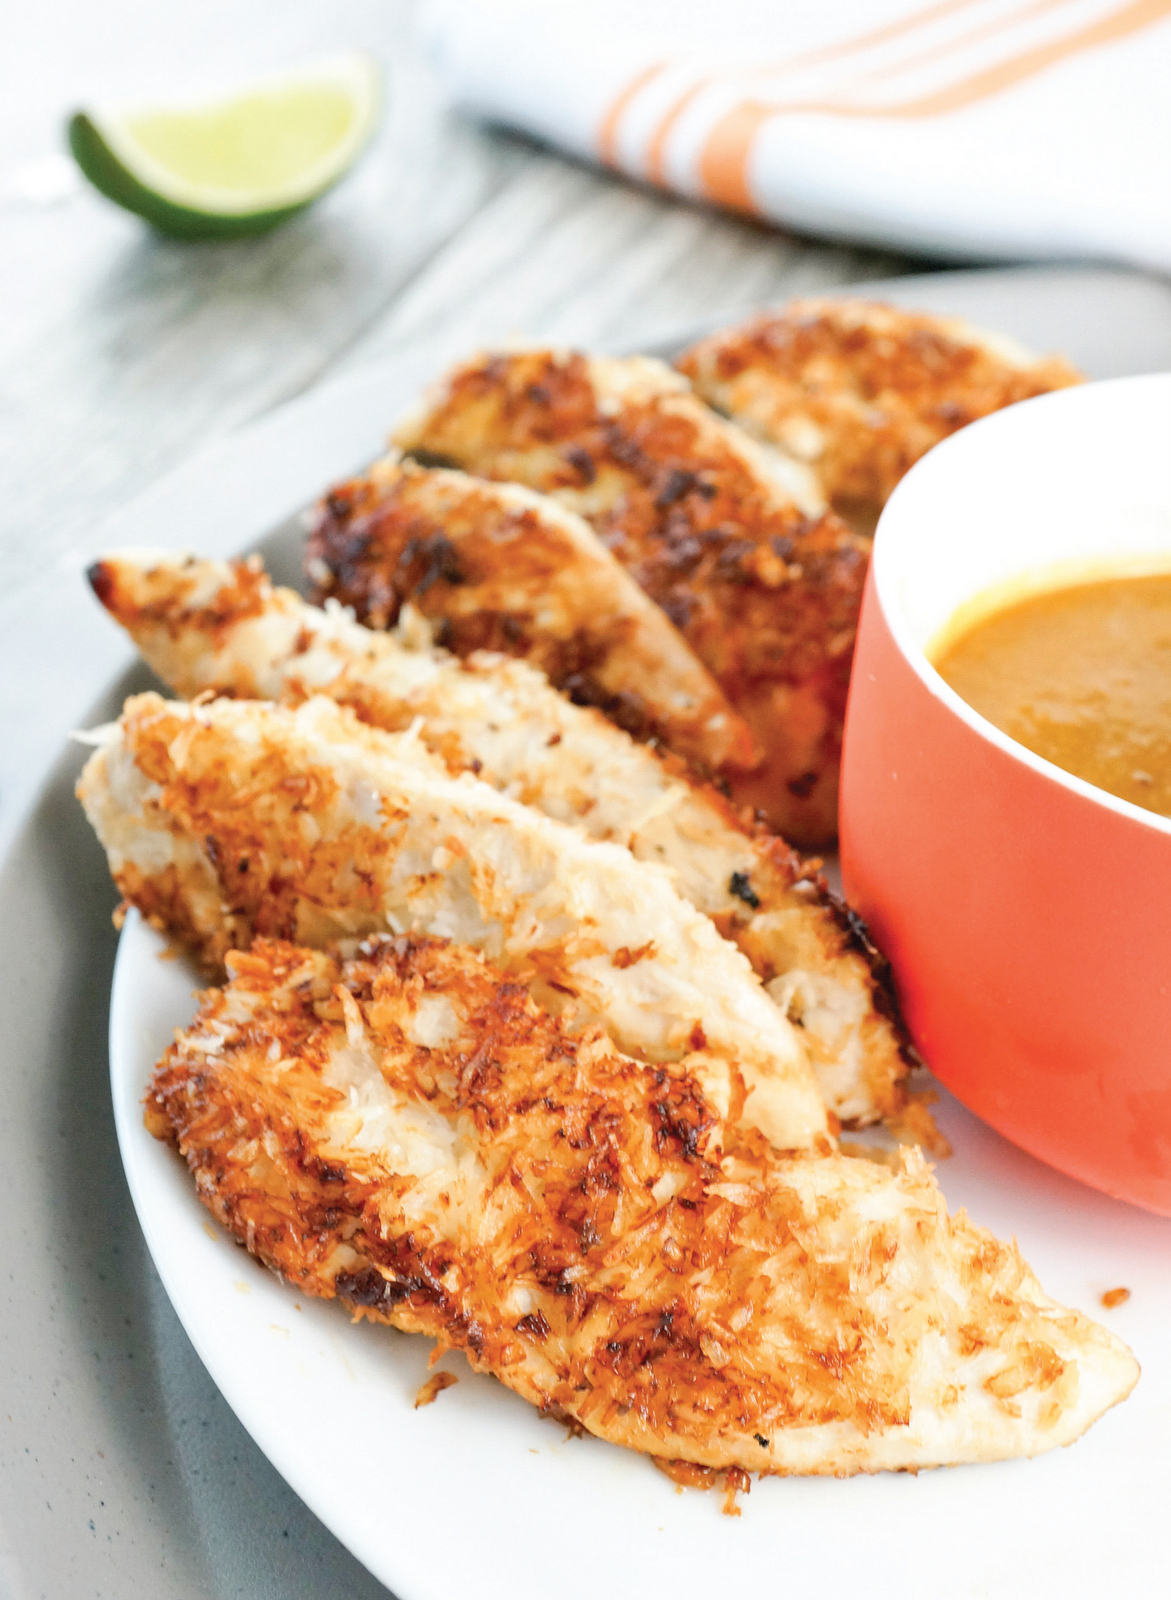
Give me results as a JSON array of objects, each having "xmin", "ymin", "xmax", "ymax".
[
  {"xmin": 0, "ymin": 9, "xmax": 925, "ymax": 1595},
  {"xmin": 2, "ymin": 0, "xmax": 921, "ymax": 600}
]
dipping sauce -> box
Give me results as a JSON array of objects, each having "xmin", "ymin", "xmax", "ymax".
[{"xmin": 932, "ymin": 571, "xmax": 1171, "ymax": 819}]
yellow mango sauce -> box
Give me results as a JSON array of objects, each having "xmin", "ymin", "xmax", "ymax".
[{"xmin": 930, "ymin": 569, "xmax": 1171, "ymax": 819}]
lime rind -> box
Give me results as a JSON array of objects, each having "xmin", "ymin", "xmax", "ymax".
[
  {"xmin": 68, "ymin": 113, "xmax": 313, "ymax": 239},
  {"xmin": 68, "ymin": 53, "xmax": 382, "ymax": 240}
]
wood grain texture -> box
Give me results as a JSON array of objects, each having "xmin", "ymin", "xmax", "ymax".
[
  {"xmin": 0, "ymin": 0, "xmax": 919, "ymax": 855},
  {"xmin": 0, "ymin": 0, "xmax": 919, "ymax": 604}
]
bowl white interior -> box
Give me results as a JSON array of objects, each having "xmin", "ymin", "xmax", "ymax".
[
  {"xmin": 870, "ymin": 373, "xmax": 1171, "ymax": 832},
  {"xmin": 874, "ymin": 372, "xmax": 1171, "ymax": 651}
]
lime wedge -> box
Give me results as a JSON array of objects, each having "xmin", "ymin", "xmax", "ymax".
[{"xmin": 68, "ymin": 53, "xmax": 382, "ymax": 239}]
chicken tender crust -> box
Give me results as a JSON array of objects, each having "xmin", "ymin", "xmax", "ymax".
[
  {"xmin": 679, "ymin": 300, "xmax": 1082, "ymax": 531},
  {"xmin": 78, "ymin": 692, "xmax": 829, "ymax": 1150},
  {"xmin": 148, "ymin": 935, "xmax": 1138, "ymax": 1478},
  {"xmin": 392, "ymin": 350, "xmax": 870, "ymax": 847},
  {"xmin": 303, "ymin": 458, "xmax": 757, "ymax": 777},
  {"xmin": 88, "ymin": 551, "xmax": 912, "ymax": 1124}
]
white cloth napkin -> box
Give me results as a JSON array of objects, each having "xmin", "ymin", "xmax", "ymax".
[{"xmin": 421, "ymin": 0, "xmax": 1171, "ymax": 273}]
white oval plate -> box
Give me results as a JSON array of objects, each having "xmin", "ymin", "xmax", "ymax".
[
  {"xmin": 101, "ymin": 264, "xmax": 1171, "ymax": 1598},
  {"xmin": 112, "ymin": 906, "xmax": 1171, "ymax": 1600}
]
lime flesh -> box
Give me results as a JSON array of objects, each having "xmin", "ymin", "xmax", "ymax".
[{"xmin": 69, "ymin": 54, "xmax": 382, "ymax": 240}]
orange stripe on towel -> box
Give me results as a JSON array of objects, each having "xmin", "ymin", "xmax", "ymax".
[
  {"xmin": 616, "ymin": 0, "xmax": 991, "ymax": 183},
  {"xmin": 597, "ymin": 60, "xmax": 669, "ymax": 166},
  {"xmin": 645, "ymin": 81, "xmax": 709, "ymax": 185},
  {"xmin": 851, "ymin": 0, "xmax": 1077, "ymax": 88},
  {"xmin": 699, "ymin": 0, "xmax": 1171, "ymax": 212},
  {"xmin": 749, "ymin": 0, "xmax": 993, "ymax": 77}
]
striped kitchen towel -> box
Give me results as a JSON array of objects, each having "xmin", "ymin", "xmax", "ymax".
[{"xmin": 420, "ymin": 0, "xmax": 1171, "ymax": 272}]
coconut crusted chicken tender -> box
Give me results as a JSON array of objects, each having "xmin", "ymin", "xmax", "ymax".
[
  {"xmin": 78, "ymin": 691, "xmax": 828, "ymax": 1151},
  {"xmin": 389, "ymin": 349, "xmax": 869, "ymax": 849},
  {"xmin": 302, "ymin": 457, "xmax": 757, "ymax": 778},
  {"xmin": 87, "ymin": 550, "xmax": 911, "ymax": 1126},
  {"xmin": 678, "ymin": 299, "xmax": 1082, "ymax": 534},
  {"xmin": 149, "ymin": 934, "xmax": 1138, "ymax": 1478}
]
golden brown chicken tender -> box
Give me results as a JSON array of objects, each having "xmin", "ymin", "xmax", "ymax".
[
  {"xmin": 392, "ymin": 349, "xmax": 869, "ymax": 847},
  {"xmin": 304, "ymin": 457, "xmax": 757, "ymax": 778},
  {"xmin": 78, "ymin": 691, "xmax": 831, "ymax": 1152},
  {"xmin": 149, "ymin": 933, "xmax": 1138, "ymax": 1479},
  {"xmin": 86, "ymin": 549, "xmax": 914, "ymax": 1127},
  {"xmin": 678, "ymin": 299, "xmax": 1082, "ymax": 533}
]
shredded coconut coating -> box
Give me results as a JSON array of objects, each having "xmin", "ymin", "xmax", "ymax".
[
  {"xmin": 678, "ymin": 299, "xmax": 1082, "ymax": 532},
  {"xmin": 391, "ymin": 349, "xmax": 869, "ymax": 848},
  {"xmin": 303, "ymin": 457, "xmax": 757, "ymax": 777},
  {"xmin": 78, "ymin": 691, "xmax": 829, "ymax": 1151},
  {"xmin": 148, "ymin": 935, "xmax": 1138, "ymax": 1479},
  {"xmin": 88, "ymin": 550, "xmax": 911, "ymax": 1125}
]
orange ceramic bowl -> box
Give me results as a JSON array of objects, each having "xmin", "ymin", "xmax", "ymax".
[{"xmin": 840, "ymin": 373, "xmax": 1171, "ymax": 1215}]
